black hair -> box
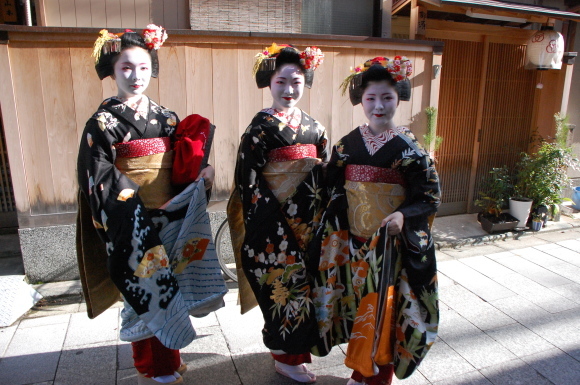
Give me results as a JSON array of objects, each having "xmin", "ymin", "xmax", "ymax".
[
  {"xmin": 349, "ymin": 64, "xmax": 399, "ymax": 105},
  {"xmin": 95, "ymin": 32, "xmax": 160, "ymax": 80},
  {"xmin": 255, "ymin": 46, "xmax": 314, "ymax": 89}
]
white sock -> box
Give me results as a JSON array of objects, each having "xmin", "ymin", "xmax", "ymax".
[
  {"xmin": 275, "ymin": 361, "xmax": 316, "ymax": 383},
  {"xmin": 151, "ymin": 374, "xmax": 178, "ymax": 383}
]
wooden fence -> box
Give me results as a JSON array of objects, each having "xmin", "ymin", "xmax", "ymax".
[{"xmin": 0, "ymin": 26, "xmax": 443, "ymax": 227}]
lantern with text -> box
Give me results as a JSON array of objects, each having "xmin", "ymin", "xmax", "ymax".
[{"xmin": 525, "ymin": 26, "xmax": 564, "ymax": 70}]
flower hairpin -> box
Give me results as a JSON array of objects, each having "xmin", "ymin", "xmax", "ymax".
[
  {"xmin": 340, "ymin": 56, "xmax": 413, "ymax": 95},
  {"xmin": 142, "ymin": 24, "xmax": 168, "ymax": 50},
  {"xmin": 300, "ymin": 47, "xmax": 324, "ymax": 71},
  {"xmin": 253, "ymin": 43, "xmax": 324, "ymax": 77},
  {"xmin": 92, "ymin": 24, "xmax": 167, "ymax": 64}
]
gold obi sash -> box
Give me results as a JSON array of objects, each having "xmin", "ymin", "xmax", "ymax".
[
  {"xmin": 345, "ymin": 164, "xmax": 406, "ymax": 239},
  {"xmin": 263, "ymin": 144, "xmax": 320, "ymax": 202},
  {"xmin": 114, "ymin": 137, "xmax": 174, "ymax": 209}
]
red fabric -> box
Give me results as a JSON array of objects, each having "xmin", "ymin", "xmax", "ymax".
[
  {"xmin": 268, "ymin": 144, "xmax": 317, "ymax": 163},
  {"xmin": 115, "ymin": 137, "xmax": 171, "ymax": 158},
  {"xmin": 271, "ymin": 352, "xmax": 312, "ymax": 365},
  {"xmin": 172, "ymin": 114, "xmax": 211, "ymax": 185},
  {"xmin": 345, "ymin": 164, "xmax": 405, "ymax": 185},
  {"xmin": 351, "ymin": 364, "xmax": 394, "ymax": 385},
  {"xmin": 132, "ymin": 337, "xmax": 181, "ymax": 377}
]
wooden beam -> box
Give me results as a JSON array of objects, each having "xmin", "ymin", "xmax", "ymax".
[
  {"xmin": 392, "ymin": 0, "xmax": 411, "ymax": 15},
  {"xmin": 420, "ymin": 2, "xmax": 548, "ymax": 24}
]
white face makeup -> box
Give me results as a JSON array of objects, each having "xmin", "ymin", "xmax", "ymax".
[
  {"xmin": 113, "ymin": 46, "xmax": 152, "ymax": 100},
  {"xmin": 270, "ymin": 64, "xmax": 305, "ymax": 113},
  {"xmin": 361, "ymin": 80, "xmax": 399, "ymax": 134}
]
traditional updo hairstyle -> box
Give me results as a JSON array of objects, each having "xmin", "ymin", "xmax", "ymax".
[
  {"xmin": 254, "ymin": 44, "xmax": 324, "ymax": 89},
  {"xmin": 93, "ymin": 25, "xmax": 167, "ymax": 80},
  {"xmin": 342, "ymin": 56, "xmax": 413, "ymax": 105},
  {"xmin": 349, "ymin": 64, "xmax": 399, "ymax": 106}
]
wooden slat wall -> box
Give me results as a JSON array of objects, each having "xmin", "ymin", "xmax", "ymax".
[
  {"xmin": 432, "ymin": 39, "xmax": 483, "ymax": 211},
  {"xmin": 473, "ymin": 43, "xmax": 536, "ymax": 199},
  {"xmin": 36, "ymin": 0, "xmax": 188, "ymax": 29},
  {"xmin": 0, "ymin": 32, "xmax": 438, "ymax": 222},
  {"xmin": 432, "ymin": 38, "xmax": 537, "ymax": 214}
]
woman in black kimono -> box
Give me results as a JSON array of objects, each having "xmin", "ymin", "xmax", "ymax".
[
  {"xmin": 311, "ymin": 57, "xmax": 440, "ymax": 385},
  {"xmin": 77, "ymin": 27, "xmax": 227, "ymax": 385},
  {"xmin": 227, "ymin": 44, "xmax": 327, "ymax": 383}
]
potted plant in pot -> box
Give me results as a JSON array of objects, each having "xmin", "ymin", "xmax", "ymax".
[
  {"xmin": 510, "ymin": 153, "xmax": 535, "ymax": 229},
  {"xmin": 512, "ymin": 141, "xmax": 576, "ymax": 228},
  {"xmin": 531, "ymin": 212, "xmax": 543, "ymax": 231},
  {"xmin": 475, "ymin": 166, "xmax": 519, "ymax": 233}
]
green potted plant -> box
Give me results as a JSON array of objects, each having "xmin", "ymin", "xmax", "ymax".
[
  {"xmin": 512, "ymin": 141, "xmax": 575, "ymax": 227},
  {"xmin": 423, "ymin": 107, "xmax": 443, "ymax": 157},
  {"xmin": 475, "ymin": 166, "xmax": 519, "ymax": 233}
]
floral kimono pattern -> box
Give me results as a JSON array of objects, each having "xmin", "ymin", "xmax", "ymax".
[
  {"xmin": 230, "ymin": 110, "xmax": 328, "ymax": 354},
  {"xmin": 310, "ymin": 126, "xmax": 440, "ymax": 379},
  {"xmin": 77, "ymin": 97, "xmax": 227, "ymax": 350}
]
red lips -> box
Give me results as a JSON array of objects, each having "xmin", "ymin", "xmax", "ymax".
[
  {"xmin": 283, "ymin": 97, "xmax": 293, "ymax": 101},
  {"xmin": 374, "ymin": 114, "xmax": 385, "ymax": 117}
]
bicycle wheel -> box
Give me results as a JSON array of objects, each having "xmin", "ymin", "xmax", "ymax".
[{"xmin": 215, "ymin": 218, "xmax": 238, "ymax": 282}]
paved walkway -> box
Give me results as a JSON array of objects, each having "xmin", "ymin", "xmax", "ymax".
[{"xmin": 1, "ymin": 218, "xmax": 580, "ymax": 384}]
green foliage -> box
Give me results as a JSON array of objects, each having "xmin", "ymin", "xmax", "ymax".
[
  {"xmin": 475, "ymin": 166, "xmax": 512, "ymax": 217},
  {"xmin": 513, "ymin": 142, "xmax": 575, "ymax": 209},
  {"xmin": 423, "ymin": 107, "xmax": 443, "ymax": 152},
  {"xmin": 554, "ymin": 112, "xmax": 569, "ymax": 149}
]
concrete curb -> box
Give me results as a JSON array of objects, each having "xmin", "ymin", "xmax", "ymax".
[
  {"xmin": 435, "ymin": 217, "xmax": 580, "ymax": 250},
  {"xmin": 30, "ymin": 218, "xmax": 580, "ymax": 302}
]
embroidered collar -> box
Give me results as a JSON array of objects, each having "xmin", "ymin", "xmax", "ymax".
[
  {"xmin": 261, "ymin": 108, "xmax": 302, "ymax": 130},
  {"xmin": 359, "ymin": 124, "xmax": 402, "ymax": 156}
]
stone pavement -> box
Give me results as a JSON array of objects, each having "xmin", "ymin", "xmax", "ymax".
[{"xmin": 1, "ymin": 217, "xmax": 580, "ymax": 384}]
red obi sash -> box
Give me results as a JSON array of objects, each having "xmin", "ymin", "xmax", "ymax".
[
  {"xmin": 345, "ymin": 164, "xmax": 406, "ymax": 186},
  {"xmin": 114, "ymin": 137, "xmax": 171, "ymax": 158},
  {"xmin": 268, "ymin": 144, "xmax": 317, "ymax": 163}
]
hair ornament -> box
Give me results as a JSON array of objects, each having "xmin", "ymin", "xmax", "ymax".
[
  {"xmin": 253, "ymin": 43, "xmax": 292, "ymax": 77},
  {"xmin": 142, "ymin": 24, "xmax": 168, "ymax": 50},
  {"xmin": 340, "ymin": 56, "xmax": 413, "ymax": 96},
  {"xmin": 252, "ymin": 43, "xmax": 324, "ymax": 78},
  {"xmin": 92, "ymin": 29, "xmax": 122, "ymax": 63},
  {"xmin": 299, "ymin": 46, "xmax": 324, "ymax": 71}
]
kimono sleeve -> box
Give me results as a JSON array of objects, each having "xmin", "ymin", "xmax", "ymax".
[
  {"xmin": 234, "ymin": 125, "xmax": 271, "ymax": 215},
  {"xmin": 315, "ymin": 121, "xmax": 329, "ymax": 162},
  {"xmin": 77, "ymin": 115, "xmax": 163, "ymax": 252},
  {"xmin": 397, "ymin": 130, "xmax": 441, "ymax": 221}
]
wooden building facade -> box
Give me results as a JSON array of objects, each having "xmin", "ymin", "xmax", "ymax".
[
  {"xmin": 0, "ymin": 26, "xmax": 442, "ymax": 280},
  {"xmin": 391, "ymin": 0, "xmax": 579, "ymax": 215}
]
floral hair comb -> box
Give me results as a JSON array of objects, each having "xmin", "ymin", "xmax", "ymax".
[
  {"xmin": 340, "ymin": 56, "xmax": 413, "ymax": 95},
  {"xmin": 252, "ymin": 43, "xmax": 324, "ymax": 77},
  {"xmin": 92, "ymin": 24, "xmax": 168, "ymax": 64}
]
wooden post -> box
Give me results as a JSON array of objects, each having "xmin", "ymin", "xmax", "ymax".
[
  {"xmin": 409, "ymin": 0, "xmax": 418, "ymax": 40},
  {"xmin": 381, "ymin": 0, "xmax": 392, "ymax": 38},
  {"xmin": 466, "ymin": 36, "xmax": 489, "ymax": 212}
]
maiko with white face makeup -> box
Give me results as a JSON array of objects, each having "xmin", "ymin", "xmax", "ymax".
[
  {"xmin": 269, "ymin": 63, "xmax": 305, "ymax": 112},
  {"xmin": 113, "ymin": 46, "xmax": 152, "ymax": 100},
  {"xmin": 315, "ymin": 57, "xmax": 441, "ymax": 385},
  {"xmin": 361, "ymin": 80, "xmax": 399, "ymax": 135},
  {"xmin": 77, "ymin": 27, "xmax": 225, "ymax": 385},
  {"xmin": 228, "ymin": 43, "xmax": 327, "ymax": 384}
]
